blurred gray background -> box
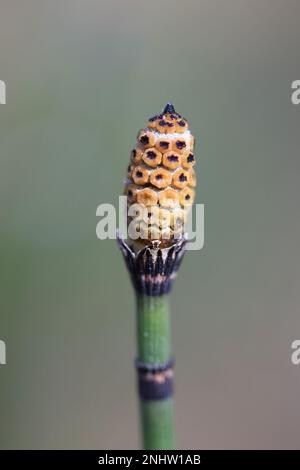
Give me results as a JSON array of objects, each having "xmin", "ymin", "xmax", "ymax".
[{"xmin": 0, "ymin": 0, "xmax": 300, "ymax": 449}]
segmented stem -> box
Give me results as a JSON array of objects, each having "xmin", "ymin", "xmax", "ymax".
[{"xmin": 136, "ymin": 294, "xmax": 176, "ymax": 450}]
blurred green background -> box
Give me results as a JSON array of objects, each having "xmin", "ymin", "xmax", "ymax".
[{"xmin": 0, "ymin": 0, "xmax": 300, "ymax": 449}]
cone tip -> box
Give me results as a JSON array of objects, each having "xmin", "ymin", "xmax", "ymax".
[{"xmin": 162, "ymin": 102, "xmax": 176, "ymax": 115}]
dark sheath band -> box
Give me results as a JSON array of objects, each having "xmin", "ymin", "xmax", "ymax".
[{"xmin": 136, "ymin": 359, "xmax": 174, "ymax": 401}]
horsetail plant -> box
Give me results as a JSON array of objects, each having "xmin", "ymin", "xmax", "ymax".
[{"xmin": 118, "ymin": 103, "xmax": 196, "ymax": 450}]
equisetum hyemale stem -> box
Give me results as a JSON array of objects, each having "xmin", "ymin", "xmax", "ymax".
[
  {"xmin": 136, "ymin": 294, "xmax": 175, "ymax": 449},
  {"xmin": 118, "ymin": 103, "xmax": 196, "ymax": 450}
]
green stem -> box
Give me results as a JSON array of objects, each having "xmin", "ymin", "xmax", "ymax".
[{"xmin": 136, "ymin": 294, "xmax": 176, "ymax": 450}]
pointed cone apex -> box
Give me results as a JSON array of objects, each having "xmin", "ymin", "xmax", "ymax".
[{"xmin": 162, "ymin": 103, "xmax": 176, "ymax": 115}]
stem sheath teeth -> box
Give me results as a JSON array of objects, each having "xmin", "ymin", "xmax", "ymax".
[{"xmin": 117, "ymin": 234, "xmax": 187, "ymax": 296}]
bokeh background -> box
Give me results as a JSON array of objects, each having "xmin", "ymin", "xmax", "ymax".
[{"xmin": 0, "ymin": 0, "xmax": 300, "ymax": 449}]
